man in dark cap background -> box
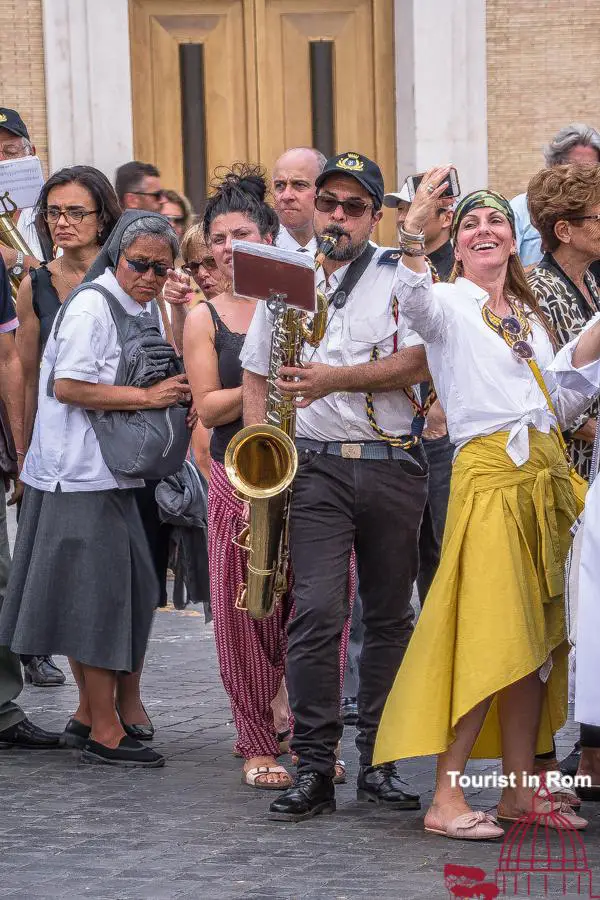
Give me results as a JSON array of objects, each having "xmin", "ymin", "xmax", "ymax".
[
  {"xmin": 242, "ymin": 151, "xmax": 429, "ymax": 822},
  {"xmin": 0, "ymin": 108, "xmax": 44, "ymax": 266}
]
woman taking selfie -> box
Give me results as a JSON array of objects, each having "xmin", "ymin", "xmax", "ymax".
[
  {"xmin": 374, "ymin": 169, "xmax": 597, "ymax": 839},
  {"xmin": 0, "ymin": 211, "xmax": 189, "ymax": 768}
]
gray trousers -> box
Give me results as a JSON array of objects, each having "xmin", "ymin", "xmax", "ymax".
[
  {"xmin": 288, "ymin": 449, "xmax": 428, "ymax": 775},
  {"xmin": 0, "ymin": 487, "xmax": 24, "ymax": 732}
]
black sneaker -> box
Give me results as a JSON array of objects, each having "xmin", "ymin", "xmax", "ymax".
[
  {"xmin": 23, "ymin": 656, "xmax": 66, "ymax": 687},
  {"xmin": 80, "ymin": 736, "xmax": 165, "ymax": 768}
]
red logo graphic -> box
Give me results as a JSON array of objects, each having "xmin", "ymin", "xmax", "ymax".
[{"xmin": 445, "ymin": 782, "xmax": 599, "ymax": 897}]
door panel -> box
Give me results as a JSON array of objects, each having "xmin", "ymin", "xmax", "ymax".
[{"xmin": 129, "ymin": 0, "xmax": 396, "ymax": 243}]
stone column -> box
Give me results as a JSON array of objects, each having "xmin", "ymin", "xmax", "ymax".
[
  {"xmin": 41, "ymin": 0, "xmax": 133, "ymax": 177},
  {"xmin": 394, "ymin": 0, "xmax": 488, "ymax": 194}
]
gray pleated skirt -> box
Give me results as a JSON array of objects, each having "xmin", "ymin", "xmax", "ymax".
[{"xmin": 0, "ymin": 486, "xmax": 159, "ymax": 672}]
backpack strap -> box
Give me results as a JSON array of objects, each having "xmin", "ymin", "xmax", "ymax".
[{"xmin": 46, "ymin": 282, "xmax": 131, "ymax": 398}]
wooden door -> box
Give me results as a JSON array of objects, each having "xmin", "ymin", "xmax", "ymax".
[
  {"xmin": 129, "ymin": 0, "xmax": 396, "ymax": 243},
  {"xmin": 129, "ymin": 0, "xmax": 258, "ymax": 205},
  {"xmin": 254, "ymin": 0, "xmax": 396, "ymax": 244}
]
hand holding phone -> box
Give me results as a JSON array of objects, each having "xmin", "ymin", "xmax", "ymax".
[{"xmin": 405, "ymin": 167, "xmax": 460, "ymax": 201}]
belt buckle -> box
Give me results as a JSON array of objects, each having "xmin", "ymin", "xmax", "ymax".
[{"xmin": 341, "ymin": 443, "xmax": 362, "ymax": 459}]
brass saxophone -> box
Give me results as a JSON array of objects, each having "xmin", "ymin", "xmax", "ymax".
[
  {"xmin": 0, "ymin": 192, "xmax": 34, "ymax": 302},
  {"xmin": 224, "ymin": 234, "xmax": 339, "ymax": 619}
]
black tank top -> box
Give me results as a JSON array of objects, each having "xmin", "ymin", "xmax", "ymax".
[
  {"xmin": 30, "ymin": 265, "xmax": 61, "ymax": 350},
  {"xmin": 205, "ymin": 301, "xmax": 245, "ymax": 463}
]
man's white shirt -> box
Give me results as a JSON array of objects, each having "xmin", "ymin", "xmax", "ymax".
[{"xmin": 276, "ymin": 224, "xmax": 318, "ymax": 255}]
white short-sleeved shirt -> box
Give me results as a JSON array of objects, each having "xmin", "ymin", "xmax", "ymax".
[
  {"xmin": 393, "ymin": 262, "xmax": 592, "ymax": 466},
  {"xmin": 276, "ymin": 224, "xmax": 318, "ymax": 255},
  {"xmin": 240, "ymin": 247, "xmax": 422, "ymax": 442},
  {"xmin": 22, "ymin": 268, "xmax": 165, "ymax": 493}
]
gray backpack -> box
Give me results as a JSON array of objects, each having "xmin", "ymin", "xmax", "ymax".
[{"xmin": 48, "ymin": 283, "xmax": 190, "ymax": 480}]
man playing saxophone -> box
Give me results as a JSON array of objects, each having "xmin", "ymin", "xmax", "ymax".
[{"xmin": 241, "ymin": 152, "xmax": 430, "ymax": 821}]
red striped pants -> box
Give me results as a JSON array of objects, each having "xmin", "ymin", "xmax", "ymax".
[{"xmin": 208, "ymin": 460, "xmax": 353, "ymax": 759}]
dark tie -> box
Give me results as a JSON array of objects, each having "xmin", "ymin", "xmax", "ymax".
[{"xmin": 297, "ymin": 247, "xmax": 309, "ymax": 253}]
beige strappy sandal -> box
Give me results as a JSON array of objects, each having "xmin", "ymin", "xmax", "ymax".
[{"xmin": 241, "ymin": 764, "xmax": 292, "ymax": 791}]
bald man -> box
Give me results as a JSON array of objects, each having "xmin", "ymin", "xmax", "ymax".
[{"xmin": 272, "ymin": 147, "xmax": 326, "ymax": 253}]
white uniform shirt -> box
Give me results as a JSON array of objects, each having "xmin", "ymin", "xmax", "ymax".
[
  {"xmin": 15, "ymin": 206, "xmax": 43, "ymax": 260},
  {"xmin": 393, "ymin": 262, "xmax": 591, "ymax": 466},
  {"xmin": 22, "ymin": 267, "xmax": 165, "ymax": 493},
  {"xmin": 276, "ymin": 224, "xmax": 318, "ymax": 255},
  {"xmin": 241, "ymin": 247, "xmax": 422, "ymax": 441}
]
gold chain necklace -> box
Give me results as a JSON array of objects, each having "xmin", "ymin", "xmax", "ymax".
[{"xmin": 59, "ymin": 257, "xmax": 81, "ymax": 291}]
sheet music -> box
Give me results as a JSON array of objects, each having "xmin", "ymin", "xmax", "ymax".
[{"xmin": 0, "ymin": 155, "xmax": 45, "ymax": 210}]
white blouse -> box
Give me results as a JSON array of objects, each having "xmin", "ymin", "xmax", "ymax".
[{"xmin": 393, "ymin": 263, "xmax": 592, "ymax": 466}]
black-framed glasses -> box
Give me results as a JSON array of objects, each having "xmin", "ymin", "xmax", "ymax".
[
  {"xmin": 183, "ymin": 257, "xmax": 217, "ymax": 275},
  {"xmin": 131, "ymin": 190, "xmax": 164, "ymax": 201},
  {"xmin": 315, "ymin": 195, "xmax": 372, "ymax": 218},
  {"xmin": 125, "ymin": 257, "xmax": 171, "ymax": 278},
  {"xmin": 43, "ymin": 206, "xmax": 98, "ymax": 224},
  {"xmin": 566, "ymin": 214, "xmax": 600, "ymax": 223}
]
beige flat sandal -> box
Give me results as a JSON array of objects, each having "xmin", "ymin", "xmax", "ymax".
[
  {"xmin": 497, "ymin": 799, "xmax": 587, "ymax": 830},
  {"xmin": 241, "ymin": 764, "xmax": 292, "ymax": 791},
  {"xmin": 425, "ymin": 811, "xmax": 505, "ymax": 841}
]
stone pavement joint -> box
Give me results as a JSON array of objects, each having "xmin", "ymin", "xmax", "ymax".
[{"xmin": 1, "ymin": 607, "xmax": 598, "ymax": 899}]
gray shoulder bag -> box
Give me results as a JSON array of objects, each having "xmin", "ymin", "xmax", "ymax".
[{"xmin": 48, "ymin": 283, "xmax": 190, "ymax": 480}]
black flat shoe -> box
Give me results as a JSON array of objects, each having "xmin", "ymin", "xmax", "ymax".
[
  {"xmin": 23, "ymin": 656, "xmax": 66, "ymax": 687},
  {"xmin": 357, "ymin": 762, "xmax": 421, "ymax": 809},
  {"xmin": 80, "ymin": 736, "xmax": 165, "ymax": 768},
  {"xmin": 268, "ymin": 771, "xmax": 335, "ymax": 822},
  {"xmin": 117, "ymin": 707, "xmax": 154, "ymax": 741},
  {"xmin": 59, "ymin": 717, "xmax": 91, "ymax": 749},
  {"xmin": 0, "ymin": 717, "xmax": 61, "ymax": 748}
]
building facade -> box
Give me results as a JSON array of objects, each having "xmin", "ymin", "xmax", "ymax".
[{"xmin": 2, "ymin": 0, "xmax": 599, "ymax": 245}]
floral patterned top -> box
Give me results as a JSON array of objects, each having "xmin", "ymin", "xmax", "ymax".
[{"xmin": 529, "ymin": 253, "xmax": 600, "ymax": 478}]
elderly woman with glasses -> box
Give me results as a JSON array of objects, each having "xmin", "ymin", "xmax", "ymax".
[
  {"xmin": 374, "ymin": 168, "xmax": 600, "ymax": 840},
  {"xmin": 0, "ymin": 210, "xmax": 190, "ymax": 768},
  {"xmin": 528, "ymin": 163, "xmax": 600, "ymax": 798}
]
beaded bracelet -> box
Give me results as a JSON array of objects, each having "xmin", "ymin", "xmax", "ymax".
[{"xmin": 400, "ymin": 245, "xmax": 427, "ymax": 257}]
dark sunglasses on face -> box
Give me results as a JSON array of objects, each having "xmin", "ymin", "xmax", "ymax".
[
  {"xmin": 125, "ymin": 257, "xmax": 171, "ymax": 278},
  {"xmin": 183, "ymin": 258, "xmax": 217, "ymax": 275},
  {"xmin": 131, "ymin": 190, "xmax": 164, "ymax": 201},
  {"xmin": 165, "ymin": 214, "xmax": 186, "ymax": 225},
  {"xmin": 43, "ymin": 206, "xmax": 98, "ymax": 224},
  {"xmin": 315, "ymin": 194, "xmax": 372, "ymax": 218}
]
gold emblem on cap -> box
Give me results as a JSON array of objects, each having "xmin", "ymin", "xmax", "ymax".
[
  {"xmin": 0, "ymin": 115, "xmax": 6, "ymax": 124},
  {"xmin": 336, "ymin": 152, "xmax": 364, "ymax": 173}
]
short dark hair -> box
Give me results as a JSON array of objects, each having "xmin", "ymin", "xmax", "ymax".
[
  {"xmin": 114, "ymin": 160, "xmax": 160, "ymax": 206},
  {"xmin": 202, "ymin": 163, "xmax": 279, "ymax": 243},
  {"xmin": 34, "ymin": 165, "xmax": 122, "ymax": 250}
]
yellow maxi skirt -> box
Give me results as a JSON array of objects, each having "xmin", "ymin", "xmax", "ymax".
[{"xmin": 374, "ymin": 429, "xmax": 575, "ymax": 763}]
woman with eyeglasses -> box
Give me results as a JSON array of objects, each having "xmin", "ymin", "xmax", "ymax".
[
  {"xmin": 528, "ymin": 163, "xmax": 600, "ymax": 797},
  {"xmin": 16, "ymin": 167, "xmax": 121, "ymax": 447},
  {"xmin": 374, "ymin": 170, "xmax": 599, "ymax": 840},
  {"xmin": 0, "ymin": 210, "xmax": 190, "ymax": 768}
]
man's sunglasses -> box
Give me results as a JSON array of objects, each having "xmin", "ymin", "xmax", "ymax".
[
  {"xmin": 183, "ymin": 258, "xmax": 217, "ymax": 275},
  {"xmin": 165, "ymin": 214, "xmax": 186, "ymax": 225},
  {"xmin": 125, "ymin": 257, "xmax": 171, "ymax": 278},
  {"xmin": 567, "ymin": 214, "xmax": 600, "ymax": 223},
  {"xmin": 315, "ymin": 195, "xmax": 372, "ymax": 218},
  {"xmin": 131, "ymin": 190, "xmax": 164, "ymax": 201}
]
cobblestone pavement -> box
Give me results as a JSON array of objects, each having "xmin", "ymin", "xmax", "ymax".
[{"xmin": 1, "ymin": 514, "xmax": 599, "ymax": 899}]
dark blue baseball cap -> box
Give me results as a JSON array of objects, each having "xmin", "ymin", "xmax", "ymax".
[{"xmin": 315, "ymin": 151, "xmax": 384, "ymax": 209}]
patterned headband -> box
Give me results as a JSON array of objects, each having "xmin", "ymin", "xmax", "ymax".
[{"xmin": 451, "ymin": 190, "xmax": 515, "ymax": 244}]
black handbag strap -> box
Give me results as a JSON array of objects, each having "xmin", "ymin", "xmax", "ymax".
[{"xmin": 328, "ymin": 242, "xmax": 377, "ymax": 307}]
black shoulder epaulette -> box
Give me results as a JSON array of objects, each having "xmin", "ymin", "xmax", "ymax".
[{"xmin": 377, "ymin": 249, "xmax": 402, "ymax": 266}]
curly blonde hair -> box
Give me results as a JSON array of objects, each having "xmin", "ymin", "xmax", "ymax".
[{"xmin": 527, "ymin": 163, "xmax": 600, "ymax": 253}]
